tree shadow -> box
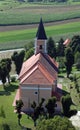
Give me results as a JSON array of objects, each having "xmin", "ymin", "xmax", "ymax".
[
  {"xmin": 20, "ymin": 125, "xmax": 32, "ymax": 130},
  {"xmin": 0, "ymin": 90, "xmax": 10, "ymax": 96},
  {"xmin": 2, "ymin": 124, "xmax": 10, "ymax": 130},
  {"xmin": 0, "ymin": 82, "xmax": 18, "ymax": 96},
  {"xmin": 0, "ymin": 106, "xmax": 6, "ymax": 118}
]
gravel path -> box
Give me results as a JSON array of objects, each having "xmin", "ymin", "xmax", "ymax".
[{"xmin": 0, "ymin": 18, "xmax": 80, "ymax": 32}]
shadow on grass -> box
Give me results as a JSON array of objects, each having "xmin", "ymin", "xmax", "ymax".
[
  {"xmin": 21, "ymin": 125, "xmax": 32, "ymax": 130},
  {"xmin": 0, "ymin": 106, "xmax": 6, "ymax": 118},
  {"xmin": 2, "ymin": 124, "xmax": 10, "ymax": 130},
  {"xmin": 0, "ymin": 82, "xmax": 18, "ymax": 96}
]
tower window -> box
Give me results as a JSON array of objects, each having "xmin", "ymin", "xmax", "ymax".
[{"xmin": 39, "ymin": 45, "xmax": 42, "ymax": 50}]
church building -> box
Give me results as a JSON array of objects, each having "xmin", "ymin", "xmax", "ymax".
[{"xmin": 18, "ymin": 18, "xmax": 61, "ymax": 111}]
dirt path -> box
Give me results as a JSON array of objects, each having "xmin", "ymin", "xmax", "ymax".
[{"xmin": 0, "ymin": 18, "xmax": 80, "ymax": 32}]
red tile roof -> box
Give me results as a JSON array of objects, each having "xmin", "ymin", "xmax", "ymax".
[
  {"xmin": 19, "ymin": 53, "xmax": 58, "ymax": 85},
  {"xmin": 63, "ymin": 39, "xmax": 71, "ymax": 46}
]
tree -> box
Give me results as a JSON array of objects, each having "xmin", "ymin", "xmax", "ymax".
[
  {"xmin": 1, "ymin": 58, "xmax": 12, "ymax": 84},
  {"xmin": 15, "ymin": 99, "xmax": 24, "ymax": 126},
  {"xmin": 24, "ymin": 41, "xmax": 34, "ymax": 52},
  {"xmin": 61, "ymin": 94, "xmax": 72, "ymax": 116},
  {"xmin": 12, "ymin": 50, "xmax": 25, "ymax": 74},
  {"xmin": 75, "ymin": 51, "xmax": 80, "ymax": 70},
  {"xmin": 47, "ymin": 37, "xmax": 56, "ymax": 59},
  {"xmin": 57, "ymin": 38, "xmax": 65, "ymax": 57},
  {"xmin": 65, "ymin": 47, "xmax": 74, "ymax": 78},
  {"xmin": 0, "ymin": 61, "xmax": 8, "ymax": 86},
  {"xmin": 70, "ymin": 35, "xmax": 80, "ymax": 54},
  {"xmin": 26, "ymin": 48, "xmax": 34, "ymax": 60},
  {"xmin": 31, "ymin": 98, "xmax": 45, "ymax": 126},
  {"xmin": 73, "ymin": 75, "xmax": 80, "ymax": 93},
  {"xmin": 36, "ymin": 116, "xmax": 76, "ymax": 130},
  {"xmin": 57, "ymin": 57, "xmax": 65, "ymax": 72},
  {"xmin": 45, "ymin": 96, "xmax": 56, "ymax": 118}
]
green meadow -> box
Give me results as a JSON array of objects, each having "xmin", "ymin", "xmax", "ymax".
[
  {"xmin": 0, "ymin": 82, "xmax": 34, "ymax": 130},
  {"xmin": 0, "ymin": 21, "xmax": 80, "ymax": 50},
  {"xmin": 0, "ymin": 1, "xmax": 80, "ymax": 50}
]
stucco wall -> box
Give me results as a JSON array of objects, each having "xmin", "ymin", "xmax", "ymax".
[{"xmin": 20, "ymin": 84, "xmax": 52, "ymax": 110}]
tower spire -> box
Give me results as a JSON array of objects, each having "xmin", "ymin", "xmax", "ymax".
[
  {"xmin": 36, "ymin": 18, "xmax": 47, "ymax": 40},
  {"xmin": 34, "ymin": 18, "xmax": 47, "ymax": 55}
]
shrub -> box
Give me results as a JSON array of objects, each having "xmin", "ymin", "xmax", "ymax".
[{"xmin": 11, "ymin": 76, "xmax": 16, "ymax": 82}]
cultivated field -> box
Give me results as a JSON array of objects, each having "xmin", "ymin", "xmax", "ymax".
[
  {"xmin": 0, "ymin": 19, "xmax": 80, "ymax": 50},
  {"xmin": 0, "ymin": 3, "xmax": 80, "ymax": 25},
  {"xmin": 0, "ymin": 2, "xmax": 80, "ymax": 50}
]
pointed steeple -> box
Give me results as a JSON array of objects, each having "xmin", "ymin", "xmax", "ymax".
[
  {"xmin": 36, "ymin": 18, "xmax": 47, "ymax": 40},
  {"xmin": 34, "ymin": 18, "xmax": 47, "ymax": 55}
]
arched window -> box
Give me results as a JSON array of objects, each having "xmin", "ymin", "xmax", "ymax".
[{"xmin": 39, "ymin": 45, "xmax": 42, "ymax": 50}]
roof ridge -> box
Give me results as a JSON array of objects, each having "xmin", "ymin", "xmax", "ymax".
[
  {"xmin": 19, "ymin": 54, "xmax": 41, "ymax": 79},
  {"xmin": 42, "ymin": 53, "xmax": 58, "ymax": 72}
]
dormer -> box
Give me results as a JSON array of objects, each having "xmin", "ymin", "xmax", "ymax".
[{"xmin": 34, "ymin": 18, "xmax": 47, "ymax": 55}]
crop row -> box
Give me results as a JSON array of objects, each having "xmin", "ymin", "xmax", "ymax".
[
  {"xmin": 0, "ymin": 21, "xmax": 80, "ymax": 50},
  {"xmin": 0, "ymin": 4, "xmax": 80, "ymax": 25}
]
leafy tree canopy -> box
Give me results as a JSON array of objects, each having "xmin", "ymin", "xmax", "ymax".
[
  {"xmin": 47, "ymin": 37, "xmax": 56, "ymax": 59},
  {"xmin": 12, "ymin": 50, "xmax": 25, "ymax": 74},
  {"xmin": 36, "ymin": 116, "xmax": 75, "ymax": 130},
  {"xmin": 70, "ymin": 35, "xmax": 80, "ymax": 54},
  {"xmin": 65, "ymin": 47, "xmax": 74, "ymax": 77},
  {"xmin": 57, "ymin": 38, "xmax": 65, "ymax": 57},
  {"xmin": 61, "ymin": 94, "xmax": 72, "ymax": 116},
  {"xmin": 45, "ymin": 96, "xmax": 56, "ymax": 118}
]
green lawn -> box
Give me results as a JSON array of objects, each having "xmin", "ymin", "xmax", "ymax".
[
  {"xmin": 0, "ymin": 82, "xmax": 34, "ymax": 130},
  {"xmin": 0, "ymin": 21, "xmax": 80, "ymax": 50}
]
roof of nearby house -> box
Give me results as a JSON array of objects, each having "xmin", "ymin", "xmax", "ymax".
[
  {"xmin": 19, "ymin": 53, "xmax": 58, "ymax": 85},
  {"xmin": 36, "ymin": 18, "xmax": 47, "ymax": 40},
  {"xmin": 63, "ymin": 38, "xmax": 71, "ymax": 46}
]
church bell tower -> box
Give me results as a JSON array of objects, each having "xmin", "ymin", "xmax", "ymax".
[{"xmin": 34, "ymin": 18, "xmax": 47, "ymax": 55}]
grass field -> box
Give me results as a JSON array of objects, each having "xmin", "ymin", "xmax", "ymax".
[
  {"xmin": 0, "ymin": 82, "xmax": 34, "ymax": 130},
  {"xmin": 0, "ymin": 1, "xmax": 80, "ymax": 50},
  {"xmin": 0, "ymin": 21, "xmax": 80, "ymax": 50},
  {"xmin": 0, "ymin": 1, "xmax": 80, "ymax": 25}
]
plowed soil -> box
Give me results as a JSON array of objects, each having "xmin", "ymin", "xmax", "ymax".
[{"xmin": 0, "ymin": 18, "xmax": 80, "ymax": 32}]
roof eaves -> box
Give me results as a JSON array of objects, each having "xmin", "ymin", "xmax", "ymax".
[{"xmin": 20, "ymin": 65, "xmax": 38, "ymax": 84}]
